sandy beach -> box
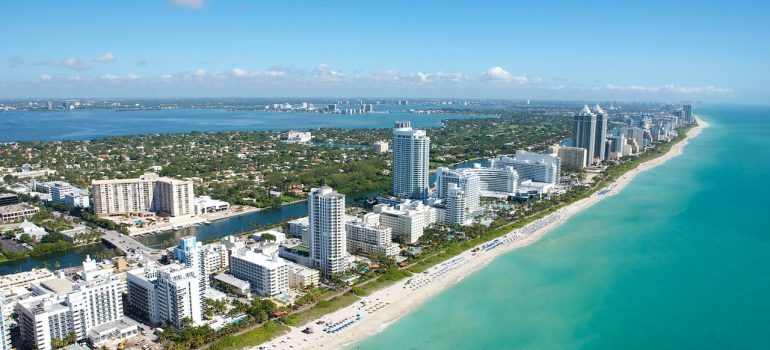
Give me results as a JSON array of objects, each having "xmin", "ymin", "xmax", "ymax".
[{"xmin": 254, "ymin": 118, "xmax": 709, "ymax": 350}]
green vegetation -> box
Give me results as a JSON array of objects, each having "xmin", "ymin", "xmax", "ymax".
[
  {"xmin": 281, "ymin": 292, "xmax": 360, "ymax": 326},
  {"xmin": 208, "ymin": 321, "xmax": 289, "ymax": 350}
]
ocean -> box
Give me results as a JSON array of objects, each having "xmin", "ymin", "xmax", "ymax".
[{"xmin": 352, "ymin": 105, "xmax": 770, "ymax": 349}]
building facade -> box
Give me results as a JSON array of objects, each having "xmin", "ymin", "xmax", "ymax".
[
  {"xmin": 392, "ymin": 121, "xmax": 430, "ymax": 199},
  {"xmin": 126, "ymin": 264, "xmax": 202, "ymax": 328},
  {"xmin": 557, "ymin": 146, "xmax": 588, "ymax": 170},
  {"xmin": 230, "ymin": 249, "xmax": 289, "ymax": 296},
  {"xmin": 593, "ymin": 104, "xmax": 608, "ymax": 162},
  {"xmin": 308, "ymin": 187, "xmax": 349, "ymax": 277},
  {"xmin": 491, "ymin": 151, "xmax": 561, "ymax": 185},
  {"xmin": 573, "ymin": 104, "xmax": 597, "ymax": 163},
  {"xmin": 91, "ymin": 173, "xmax": 194, "ymax": 217},
  {"xmin": 345, "ymin": 213, "xmax": 400, "ymax": 257},
  {"xmin": 374, "ymin": 200, "xmax": 436, "ymax": 244}
]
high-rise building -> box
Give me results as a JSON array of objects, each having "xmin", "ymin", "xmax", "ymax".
[
  {"xmin": 16, "ymin": 256, "xmax": 126, "ymax": 350},
  {"xmin": 230, "ymin": 249, "xmax": 289, "ymax": 296},
  {"xmin": 345, "ymin": 213, "xmax": 400, "ymax": 257},
  {"xmin": 445, "ymin": 184, "xmax": 471, "ymax": 225},
  {"xmin": 0, "ymin": 293, "xmax": 9, "ymax": 350},
  {"xmin": 308, "ymin": 187, "xmax": 349, "ymax": 277},
  {"xmin": 126, "ymin": 264, "xmax": 202, "ymax": 328},
  {"xmin": 491, "ymin": 151, "xmax": 561, "ymax": 185},
  {"xmin": 593, "ymin": 104, "xmax": 608, "ymax": 162},
  {"xmin": 374, "ymin": 200, "xmax": 437, "ymax": 244},
  {"xmin": 435, "ymin": 167, "xmax": 480, "ymax": 215},
  {"xmin": 573, "ymin": 104, "xmax": 597, "ymax": 164},
  {"xmin": 174, "ymin": 236, "xmax": 206, "ymax": 293},
  {"xmin": 557, "ymin": 147, "xmax": 588, "ymax": 170},
  {"xmin": 392, "ymin": 121, "xmax": 430, "ymax": 199},
  {"xmin": 91, "ymin": 173, "xmax": 194, "ymax": 217},
  {"xmin": 683, "ymin": 104, "xmax": 693, "ymax": 124}
]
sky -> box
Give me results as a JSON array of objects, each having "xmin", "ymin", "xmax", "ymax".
[{"xmin": 1, "ymin": 0, "xmax": 768, "ymax": 103}]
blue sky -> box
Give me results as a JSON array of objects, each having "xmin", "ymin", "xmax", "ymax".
[{"xmin": 1, "ymin": 0, "xmax": 768, "ymax": 102}]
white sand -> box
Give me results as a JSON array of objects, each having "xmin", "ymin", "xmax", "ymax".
[{"xmin": 253, "ymin": 118, "xmax": 709, "ymax": 350}]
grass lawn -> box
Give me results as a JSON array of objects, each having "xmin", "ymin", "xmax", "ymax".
[
  {"xmin": 208, "ymin": 321, "xmax": 289, "ymax": 350},
  {"xmin": 282, "ymin": 293, "xmax": 360, "ymax": 326}
]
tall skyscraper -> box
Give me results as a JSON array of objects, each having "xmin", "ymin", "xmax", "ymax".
[
  {"xmin": 392, "ymin": 121, "xmax": 430, "ymax": 199},
  {"xmin": 309, "ymin": 186, "xmax": 349, "ymax": 277},
  {"xmin": 593, "ymin": 104, "xmax": 608, "ymax": 162},
  {"xmin": 573, "ymin": 104, "xmax": 597, "ymax": 164},
  {"xmin": 683, "ymin": 104, "xmax": 693, "ymax": 124}
]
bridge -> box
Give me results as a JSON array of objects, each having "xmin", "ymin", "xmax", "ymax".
[{"xmin": 102, "ymin": 230, "xmax": 161, "ymax": 256}]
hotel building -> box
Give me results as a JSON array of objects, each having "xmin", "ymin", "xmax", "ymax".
[
  {"xmin": 392, "ymin": 121, "xmax": 430, "ymax": 199},
  {"xmin": 91, "ymin": 173, "xmax": 194, "ymax": 217}
]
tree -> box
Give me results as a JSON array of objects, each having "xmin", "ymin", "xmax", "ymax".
[
  {"xmin": 19, "ymin": 233, "xmax": 33, "ymax": 244},
  {"xmin": 260, "ymin": 233, "xmax": 276, "ymax": 242}
]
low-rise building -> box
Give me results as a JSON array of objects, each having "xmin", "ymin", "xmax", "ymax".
[
  {"xmin": 194, "ymin": 196, "xmax": 230, "ymax": 214},
  {"xmin": 285, "ymin": 131, "xmax": 312, "ymax": 143},
  {"xmin": 213, "ymin": 273, "xmax": 250, "ymax": 296},
  {"xmin": 0, "ymin": 203, "xmax": 40, "ymax": 222},
  {"xmin": 287, "ymin": 263, "xmax": 320, "ymax": 289},
  {"xmin": 230, "ymin": 249, "xmax": 289, "ymax": 296}
]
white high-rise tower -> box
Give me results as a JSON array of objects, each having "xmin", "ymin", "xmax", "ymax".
[
  {"xmin": 392, "ymin": 121, "xmax": 430, "ymax": 199},
  {"xmin": 309, "ymin": 186, "xmax": 349, "ymax": 277}
]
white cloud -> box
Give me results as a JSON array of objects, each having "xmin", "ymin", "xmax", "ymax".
[
  {"xmin": 39, "ymin": 74, "xmax": 52, "ymax": 81},
  {"xmin": 93, "ymin": 52, "xmax": 116, "ymax": 63},
  {"xmin": 483, "ymin": 66, "xmax": 543, "ymax": 84},
  {"xmin": 194, "ymin": 68, "xmax": 207, "ymax": 77},
  {"xmin": 231, "ymin": 67, "xmax": 249, "ymax": 77},
  {"xmin": 53, "ymin": 58, "xmax": 93, "ymax": 71},
  {"xmin": 170, "ymin": 0, "xmax": 205, "ymax": 9}
]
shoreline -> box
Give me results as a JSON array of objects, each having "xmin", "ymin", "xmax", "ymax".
[{"xmin": 254, "ymin": 117, "xmax": 709, "ymax": 350}]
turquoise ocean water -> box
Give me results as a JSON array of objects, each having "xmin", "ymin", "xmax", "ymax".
[{"xmin": 353, "ymin": 105, "xmax": 770, "ymax": 349}]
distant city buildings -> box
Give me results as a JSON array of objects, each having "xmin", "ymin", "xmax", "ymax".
[
  {"xmin": 373, "ymin": 140, "xmax": 389, "ymax": 153},
  {"xmin": 392, "ymin": 121, "xmax": 430, "ymax": 199},
  {"xmin": 309, "ymin": 186, "xmax": 349, "ymax": 277},
  {"xmin": 91, "ymin": 173, "xmax": 194, "ymax": 217}
]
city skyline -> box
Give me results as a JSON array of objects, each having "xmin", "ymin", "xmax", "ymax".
[{"xmin": 2, "ymin": 0, "xmax": 768, "ymax": 103}]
